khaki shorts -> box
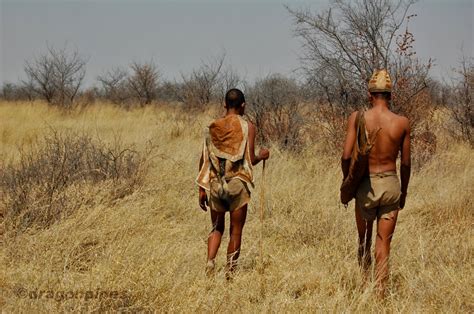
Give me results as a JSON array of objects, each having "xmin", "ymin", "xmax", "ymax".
[
  {"xmin": 356, "ymin": 171, "xmax": 401, "ymax": 221},
  {"xmin": 209, "ymin": 178, "xmax": 251, "ymax": 213}
]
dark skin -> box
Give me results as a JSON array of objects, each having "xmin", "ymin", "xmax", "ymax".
[
  {"xmin": 198, "ymin": 102, "xmax": 269, "ymax": 275},
  {"xmin": 342, "ymin": 92, "xmax": 411, "ymax": 297}
]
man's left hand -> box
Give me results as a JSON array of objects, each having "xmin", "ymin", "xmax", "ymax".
[
  {"xmin": 199, "ymin": 189, "xmax": 208, "ymax": 211},
  {"xmin": 400, "ymin": 192, "xmax": 407, "ymax": 209}
]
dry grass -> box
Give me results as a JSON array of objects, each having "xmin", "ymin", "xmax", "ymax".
[{"xmin": 0, "ymin": 101, "xmax": 473, "ymax": 312}]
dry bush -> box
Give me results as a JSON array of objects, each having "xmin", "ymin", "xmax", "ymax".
[
  {"xmin": 97, "ymin": 61, "xmax": 160, "ymax": 107},
  {"xmin": 0, "ymin": 130, "xmax": 152, "ymax": 234},
  {"xmin": 74, "ymin": 88, "xmax": 100, "ymax": 109},
  {"xmin": 218, "ymin": 65, "xmax": 243, "ymax": 101},
  {"xmin": 306, "ymin": 103, "xmax": 349, "ymax": 154},
  {"xmin": 128, "ymin": 61, "xmax": 160, "ymax": 106},
  {"xmin": 24, "ymin": 45, "xmax": 86, "ymax": 108},
  {"xmin": 246, "ymin": 74, "xmax": 304, "ymax": 151},
  {"xmin": 405, "ymin": 90, "xmax": 437, "ymax": 169},
  {"xmin": 178, "ymin": 53, "xmax": 225, "ymax": 108},
  {"xmin": 448, "ymin": 56, "xmax": 473, "ymax": 145},
  {"xmin": 1, "ymin": 82, "xmax": 35, "ymax": 102},
  {"xmin": 97, "ymin": 67, "xmax": 132, "ymax": 106},
  {"xmin": 391, "ymin": 14, "xmax": 434, "ymax": 149}
]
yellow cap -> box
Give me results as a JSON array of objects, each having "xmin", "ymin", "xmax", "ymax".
[{"xmin": 368, "ymin": 69, "xmax": 392, "ymax": 93}]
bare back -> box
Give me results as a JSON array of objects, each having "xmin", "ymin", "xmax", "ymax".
[{"xmin": 364, "ymin": 107, "xmax": 409, "ymax": 173}]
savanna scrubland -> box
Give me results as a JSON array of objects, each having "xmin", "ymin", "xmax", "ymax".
[
  {"xmin": 1, "ymin": 0, "xmax": 473, "ymax": 311},
  {"xmin": 0, "ymin": 100, "xmax": 472, "ymax": 312}
]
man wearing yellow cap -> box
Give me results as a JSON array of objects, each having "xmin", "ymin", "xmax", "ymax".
[{"xmin": 341, "ymin": 69, "xmax": 411, "ymax": 297}]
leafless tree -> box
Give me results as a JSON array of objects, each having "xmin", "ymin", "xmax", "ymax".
[
  {"xmin": 390, "ymin": 14, "xmax": 432, "ymax": 113},
  {"xmin": 218, "ymin": 65, "xmax": 243, "ymax": 100},
  {"xmin": 246, "ymin": 74, "xmax": 303, "ymax": 150},
  {"xmin": 24, "ymin": 45, "xmax": 86, "ymax": 108},
  {"xmin": 450, "ymin": 55, "xmax": 473, "ymax": 145},
  {"xmin": 427, "ymin": 79, "xmax": 450, "ymax": 107},
  {"xmin": 157, "ymin": 80, "xmax": 181, "ymax": 103},
  {"xmin": 20, "ymin": 78, "xmax": 37, "ymax": 101},
  {"xmin": 287, "ymin": 0, "xmax": 436, "ymax": 158},
  {"xmin": 24, "ymin": 52, "xmax": 56, "ymax": 104},
  {"xmin": 287, "ymin": 0, "xmax": 424, "ymax": 109},
  {"xmin": 1, "ymin": 83, "xmax": 14, "ymax": 100},
  {"xmin": 1, "ymin": 82, "xmax": 35, "ymax": 101},
  {"xmin": 97, "ymin": 67, "xmax": 131, "ymax": 105},
  {"xmin": 128, "ymin": 61, "xmax": 160, "ymax": 105},
  {"xmin": 179, "ymin": 53, "xmax": 225, "ymax": 107}
]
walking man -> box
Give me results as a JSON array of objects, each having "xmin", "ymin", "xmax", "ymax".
[
  {"xmin": 196, "ymin": 89, "xmax": 270, "ymax": 279},
  {"xmin": 341, "ymin": 70, "xmax": 411, "ymax": 297}
]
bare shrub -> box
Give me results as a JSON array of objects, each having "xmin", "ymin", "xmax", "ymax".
[
  {"xmin": 1, "ymin": 82, "xmax": 35, "ymax": 101},
  {"xmin": 218, "ymin": 65, "xmax": 243, "ymax": 101},
  {"xmin": 97, "ymin": 67, "xmax": 132, "ymax": 105},
  {"xmin": 74, "ymin": 87, "xmax": 100, "ymax": 108},
  {"xmin": 412, "ymin": 128, "xmax": 436, "ymax": 170},
  {"xmin": 0, "ymin": 130, "xmax": 152, "ymax": 234},
  {"xmin": 97, "ymin": 61, "xmax": 160, "ymax": 107},
  {"xmin": 24, "ymin": 45, "xmax": 87, "ymax": 108},
  {"xmin": 427, "ymin": 79, "xmax": 451, "ymax": 107},
  {"xmin": 246, "ymin": 74, "xmax": 304, "ymax": 150},
  {"xmin": 157, "ymin": 80, "xmax": 181, "ymax": 103},
  {"xmin": 307, "ymin": 103, "xmax": 349, "ymax": 154},
  {"xmin": 390, "ymin": 14, "xmax": 433, "ymax": 131},
  {"xmin": 128, "ymin": 60, "xmax": 160, "ymax": 106},
  {"xmin": 405, "ymin": 89, "xmax": 437, "ymax": 168},
  {"xmin": 178, "ymin": 53, "xmax": 225, "ymax": 107},
  {"xmin": 449, "ymin": 55, "xmax": 473, "ymax": 145}
]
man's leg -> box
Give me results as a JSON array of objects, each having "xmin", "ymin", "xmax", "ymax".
[
  {"xmin": 226, "ymin": 204, "xmax": 248, "ymax": 276},
  {"xmin": 375, "ymin": 210, "xmax": 398, "ymax": 298},
  {"xmin": 355, "ymin": 204, "xmax": 374, "ymax": 273},
  {"xmin": 207, "ymin": 209, "xmax": 225, "ymax": 275}
]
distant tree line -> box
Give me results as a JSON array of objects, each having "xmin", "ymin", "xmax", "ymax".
[{"xmin": 1, "ymin": 0, "xmax": 472, "ymax": 150}]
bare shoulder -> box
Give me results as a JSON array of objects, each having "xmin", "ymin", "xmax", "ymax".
[
  {"xmin": 392, "ymin": 114, "xmax": 410, "ymax": 138},
  {"xmin": 247, "ymin": 120, "xmax": 256, "ymax": 131},
  {"xmin": 389, "ymin": 110, "xmax": 408, "ymax": 125},
  {"xmin": 348, "ymin": 111, "xmax": 358, "ymax": 123},
  {"xmin": 396, "ymin": 114, "xmax": 410, "ymax": 129},
  {"xmin": 247, "ymin": 120, "xmax": 256, "ymax": 138}
]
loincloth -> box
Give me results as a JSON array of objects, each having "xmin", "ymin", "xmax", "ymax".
[
  {"xmin": 209, "ymin": 178, "xmax": 251, "ymax": 213},
  {"xmin": 355, "ymin": 171, "xmax": 401, "ymax": 221}
]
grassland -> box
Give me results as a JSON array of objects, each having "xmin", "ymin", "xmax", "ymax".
[{"xmin": 0, "ymin": 101, "xmax": 473, "ymax": 312}]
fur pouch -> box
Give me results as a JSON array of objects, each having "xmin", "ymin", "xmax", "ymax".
[{"xmin": 340, "ymin": 111, "xmax": 380, "ymax": 205}]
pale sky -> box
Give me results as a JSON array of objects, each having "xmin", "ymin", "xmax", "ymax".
[{"xmin": 1, "ymin": 0, "xmax": 472, "ymax": 87}]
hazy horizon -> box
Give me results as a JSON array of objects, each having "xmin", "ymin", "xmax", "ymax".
[{"xmin": 1, "ymin": 0, "xmax": 472, "ymax": 87}]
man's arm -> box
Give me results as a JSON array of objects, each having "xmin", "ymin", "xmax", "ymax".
[
  {"xmin": 341, "ymin": 112, "xmax": 358, "ymax": 178},
  {"xmin": 400, "ymin": 118, "xmax": 411, "ymax": 209},
  {"xmin": 198, "ymin": 150, "xmax": 208, "ymax": 211},
  {"xmin": 199, "ymin": 151, "xmax": 203, "ymax": 170},
  {"xmin": 248, "ymin": 122, "xmax": 269, "ymax": 166}
]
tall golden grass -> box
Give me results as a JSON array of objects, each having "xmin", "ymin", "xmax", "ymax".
[{"xmin": 0, "ymin": 101, "xmax": 472, "ymax": 312}]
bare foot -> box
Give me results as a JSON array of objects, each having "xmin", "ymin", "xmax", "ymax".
[{"xmin": 205, "ymin": 259, "xmax": 215, "ymax": 278}]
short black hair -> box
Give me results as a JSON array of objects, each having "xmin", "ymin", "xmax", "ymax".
[
  {"xmin": 370, "ymin": 92, "xmax": 391, "ymax": 100},
  {"xmin": 225, "ymin": 88, "xmax": 245, "ymax": 108}
]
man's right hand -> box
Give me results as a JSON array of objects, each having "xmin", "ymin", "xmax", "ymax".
[
  {"xmin": 258, "ymin": 148, "xmax": 270, "ymax": 161},
  {"xmin": 199, "ymin": 188, "xmax": 208, "ymax": 211},
  {"xmin": 400, "ymin": 192, "xmax": 407, "ymax": 209}
]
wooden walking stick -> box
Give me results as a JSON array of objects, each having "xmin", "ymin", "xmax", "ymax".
[{"xmin": 259, "ymin": 160, "xmax": 266, "ymax": 296}]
